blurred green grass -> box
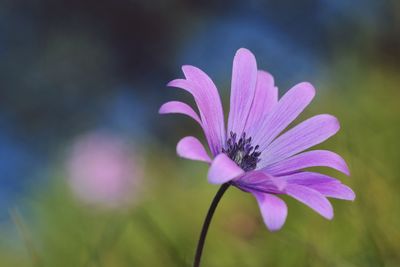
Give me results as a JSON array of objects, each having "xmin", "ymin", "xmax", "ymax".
[{"xmin": 1, "ymin": 62, "xmax": 399, "ymax": 267}]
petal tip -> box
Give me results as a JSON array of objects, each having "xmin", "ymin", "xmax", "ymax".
[
  {"xmin": 257, "ymin": 70, "xmax": 275, "ymax": 84},
  {"xmin": 253, "ymin": 193, "xmax": 288, "ymax": 232},
  {"xmin": 316, "ymin": 114, "xmax": 341, "ymax": 135},
  {"xmin": 324, "ymin": 205, "xmax": 334, "ymax": 220},
  {"xmin": 320, "ymin": 206, "xmax": 334, "ymax": 220},
  {"xmin": 176, "ymin": 136, "xmax": 211, "ymax": 163},
  {"xmin": 158, "ymin": 105, "xmax": 165, "ymax": 114},
  {"xmin": 325, "ymin": 114, "xmax": 341, "ymax": 132},
  {"xmin": 166, "ymin": 79, "xmax": 182, "ymax": 88},
  {"xmin": 236, "ymin": 47, "xmax": 252, "ymax": 54},
  {"xmin": 268, "ymin": 226, "xmax": 283, "ymax": 232},
  {"xmin": 347, "ymin": 188, "xmax": 356, "ymax": 201},
  {"xmin": 338, "ymin": 157, "xmax": 351, "ymax": 176},
  {"xmin": 181, "ymin": 64, "xmax": 196, "ymax": 73},
  {"xmin": 297, "ymin": 82, "xmax": 316, "ymax": 98},
  {"xmin": 158, "ymin": 102, "xmax": 169, "ymax": 114},
  {"xmin": 207, "ymin": 175, "xmax": 222, "ymax": 185},
  {"xmin": 235, "ymin": 48, "xmax": 256, "ymax": 61}
]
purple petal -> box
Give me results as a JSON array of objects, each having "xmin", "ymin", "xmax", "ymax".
[
  {"xmin": 280, "ymin": 172, "xmax": 339, "ymax": 186},
  {"xmin": 168, "ymin": 65, "xmax": 225, "ymax": 156},
  {"xmin": 208, "ymin": 154, "xmax": 244, "ymax": 184},
  {"xmin": 285, "ymin": 184, "xmax": 334, "ymax": 219},
  {"xmin": 227, "ymin": 48, "xmax": 258, "ymax": 136},
  {"xmin": 245, "ymin": 70, "xmax": 278, "ymax": 136},
  {"xmin": 237, "ymin": 171, "xmax": 286, "ymax": 193},
  {"xmin": 263, "ymin": 150, "xmax": 350, "ymax": 176},
  {"xmin": 252, "ymin": 82, "xmax": 315, "ymax": 152},
  {"xmin": 159, "ymin": 101, "xmax": 201, "ymax": 125},
  {"xmin": 260, "ymin": 114, "xmax": 340, "ymax": 167},
  {"xmin": 176, "ymin": 136, "xmax": 211, "ymax": 163},
  {"xmin": 308, "ymin": 182, "xmax": 355, "ymax": 201},
  {"xmin": 252, "ymin": 192, "xmax": 288, "ymax": 231}
]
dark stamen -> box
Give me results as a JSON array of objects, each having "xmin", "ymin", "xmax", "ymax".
[{"xmin": 222, "ymin": 131, "xmax": 261, "ymax": 171}]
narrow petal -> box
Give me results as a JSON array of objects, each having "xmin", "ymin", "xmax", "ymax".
[
  {"xmin": 227, "ymin": 48, "xmax": 258, "ymax": 136},
  {"xmin": 208, "ymin": 154, "xmax": 244, "ymax": 184},
  {"xmin": 159, "ymin": 101, "xmax": 201, "ymax": 125},
  {"xmin": 260, "ymin": 114, "xmax": 340, "ymax": 167},
  {"xmin": 263, "ymin": 150, "xmax": 350, "ymax": 176},
  {"xmin": 285, "ymin": 184, "xmax": 334, "ymax": 219},
  {"xmin": 245, "ymin": 70, "xmax": 278, "ymax": 136},
  {"xmin": 252, "ymin": 82, "xmax": 315, "ymax": 152},
  {"xmin": 252, "ymin": 192, "xmax": 288, "ymax": 231},
  {"xmin": 176, "ymin": 136, "xmax": 211, "ymax": 163},
  {"xmin": 237, "ymin": 171, "xmax": 286, "ymax": 193},
  {"xmin": 280, "ymin": 172, "xmax": 339, "ymax": 186},
  {"xmin": 168, "ymin": 66, "xmax": 225, "ymax": 155},
  {"xmin": 308, "ymin": 182, "xmax": 355, "ymax": 201}
]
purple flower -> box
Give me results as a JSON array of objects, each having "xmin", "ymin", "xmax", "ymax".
[
  {"xmin": 66, "ymin": 132, "xmax": 143, "ymax": 209},
  {"xmin": 160, "ymin": 48, "xmax": 354, "ymax": 231}
]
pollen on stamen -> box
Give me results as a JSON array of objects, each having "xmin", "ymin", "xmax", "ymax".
[{"xmin": 222, "ymin": 131, "xmax": 261, "ymax": 172}]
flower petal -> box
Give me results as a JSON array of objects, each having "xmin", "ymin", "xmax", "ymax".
[
  {"xmin": 308, "ymin": 182, "xmax": 355, "ymax": 201},
  {"xmin": 280, "ymin": 172, "xmax": 339, "ymax": 186},
  {"xmin": 159, "ymin": 101, "xmax": 201, "ymax": 125},
  {"xmin": 245, "ymin": 70, "xmax": 278, "ymax": 136},
  {"xmin": 208, "ymin": 154, "xmax": 244, "ymax": 184},
  {"xmin": 176, "ymin": 136, "xmax": 211, "ymax": 163},
  {"xmin": 227, "ymin": 48, "xmax": 258, "ymax": 136},
  {"xmin": 252, "ymin": 82, "xmax": 315, "ymax": 151},
  {"xmin": 237, "ymin": 171, "xmax": 286, "ymax": 193},
  {"xmin": 168, "ymin": 65, "xmax": 225, "ymax": 156},
  {"xmin": 252, "ymin": 192, "xmax": 288, "ymax": 231},
  {"xmin": 260, "ymin": 114, "xmax": 340, "ymax": 167},
  {"xmin": 263, "ymin": 150, "xmax": 350, "ymax": 176},
  {"xmin": 285, "ymin": 184, "xmax": 333, "ymax": 219}
]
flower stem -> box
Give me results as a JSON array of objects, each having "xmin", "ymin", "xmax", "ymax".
[{"xmin": 193, "ymin": 183, "xmax": 230, "ymax": 267}]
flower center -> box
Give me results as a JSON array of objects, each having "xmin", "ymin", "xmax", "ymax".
[{"xmin": 222, "ymin": 131, "xmax": 261, "ymax": 172}]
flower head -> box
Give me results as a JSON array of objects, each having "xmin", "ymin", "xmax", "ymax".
[
  {"xmin": 66, "ymin": 132, "xmax": 143, "ymax": 209},
  {"xmin": 160, "ymin": 48, "xmax": 354, "ymax": 231}
]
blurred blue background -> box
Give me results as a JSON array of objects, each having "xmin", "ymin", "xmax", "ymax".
[{"xmin": 0, "ymin": 1, "xmax": 399, "ymax": 266}]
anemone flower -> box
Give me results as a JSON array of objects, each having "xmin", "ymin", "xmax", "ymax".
[
  {"xmin": 159, "ymin": 48, "xmax": 354, "ymax": 266},
  {"xmin": 66, "ymin": 132, "xmax": 143, "ymax": 209}
]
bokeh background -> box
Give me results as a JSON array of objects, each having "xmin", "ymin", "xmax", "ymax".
[{"xmin": 1, "ymin": 0, "xmax": 399, "ymax": 266}]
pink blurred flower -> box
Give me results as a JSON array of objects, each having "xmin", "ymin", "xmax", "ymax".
[{"xmin": 66, "ymin": 132, "xmax": 143, "ymax": 209}]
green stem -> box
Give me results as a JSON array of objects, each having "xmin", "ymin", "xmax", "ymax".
[{"xmin": 193, "ymin": 183, "xmax": 230, "ymax": 267}]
